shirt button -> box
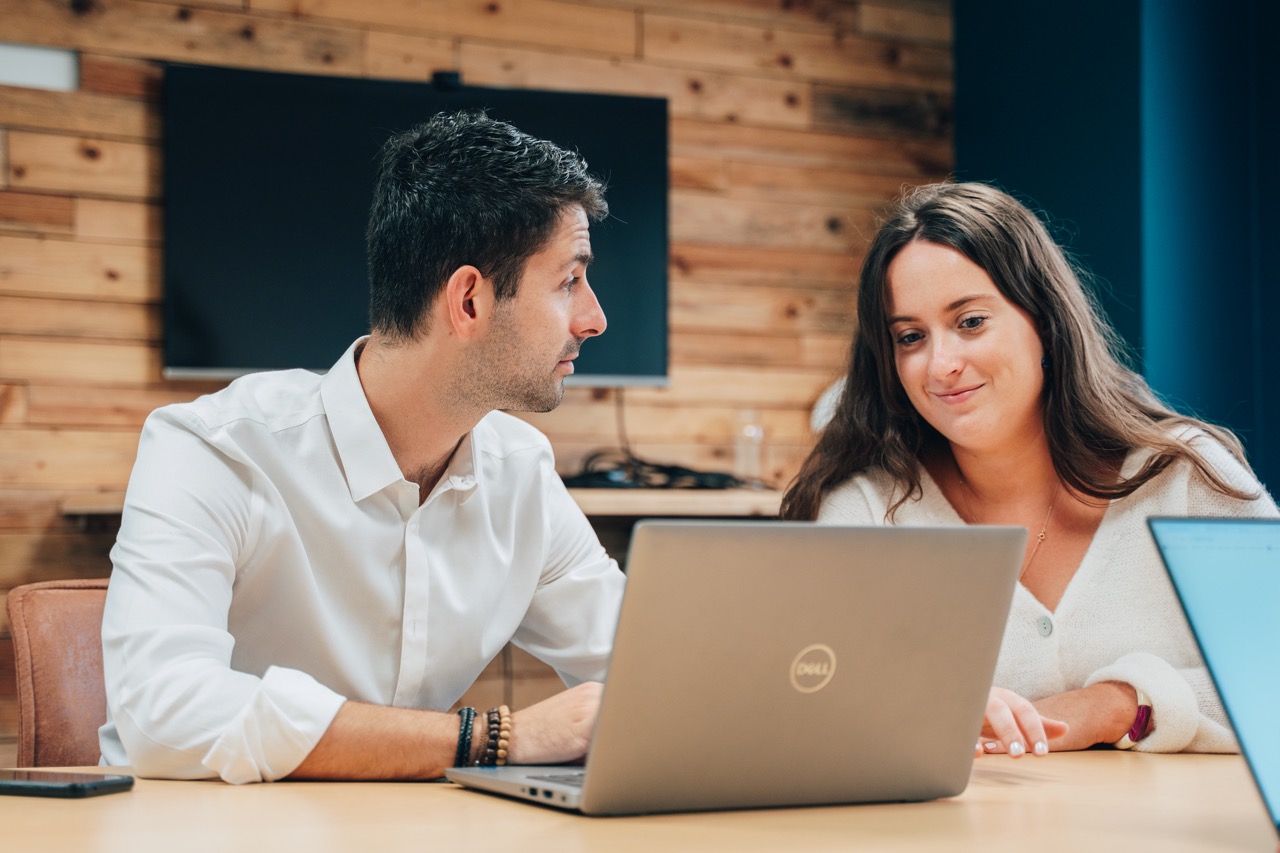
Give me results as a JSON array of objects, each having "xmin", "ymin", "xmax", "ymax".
[{"xmin": 1036, "ymin": 616, "xmax": 1054, "ymax": 637}]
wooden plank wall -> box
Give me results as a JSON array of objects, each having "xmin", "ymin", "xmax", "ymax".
[{"xmin": 0, "ymin": 0, "xmax": 953, "ymax": 761}]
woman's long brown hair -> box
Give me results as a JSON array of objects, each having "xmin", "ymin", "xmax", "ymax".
[{"xmin": 781, "ymin": 182, "xmax": 1256, "ymax": 521}]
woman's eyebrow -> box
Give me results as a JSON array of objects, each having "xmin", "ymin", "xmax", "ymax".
[{"xmin": 888, "ymin": 294, "xmax": 998, "ymax": 324}]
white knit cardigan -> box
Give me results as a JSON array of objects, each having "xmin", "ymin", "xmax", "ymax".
[{"xmin": 816, "ymin": 431, "xmax": 1278, "ymax": 753}]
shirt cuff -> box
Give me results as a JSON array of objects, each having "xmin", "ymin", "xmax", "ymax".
[
  {"xmin": 1084, "ymin": 651, "xmax": 1198, "ymax": 753},
  {"xmin": 202, "ymin": 666, "xmax": 347, "ymax": 784}
]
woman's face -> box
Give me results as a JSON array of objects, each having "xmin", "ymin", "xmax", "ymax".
[{"xmin": 885, "ymin": 239, "xmax": 1045, "ymax": 455}]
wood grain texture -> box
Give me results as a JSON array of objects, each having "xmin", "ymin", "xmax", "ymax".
[
  {"xmin": 0, "ymin": 295, "xmax": 160, "ymax": 342},
  {"xmin": 581, "ymin": 0, "xmax": 863, "ymax": 29},
  {"xmin": 0, "ymin": 338, "xmax": 160, "ymax": 385},
  {"xmin": 460, "ymin": 42, "xmax": 811, "ymax": 128},
  {"xmin": 78, "ymin": 54, "xmax": 164, "ymax": 101},
  {"xmin": 671, "ymin": 188, "xmax": 875, "ymax": 251},
  {"xmin": 364, "ymin": 29, "xmax": 458, "ymax": 80},
  {"xmin": 0, "ymin": 82, "xmax": 159, "ymax": 140},
  {"xmin": 0, "ymin": 384, "xmax": 29, "ymax": 427},
  {"xmin": 75, "ymin": 198, "xmax": 161, "ymax": 244},
  {"xmin": 0, "ymin": 191, "xmax": 75, "ymax": 235},
  {"xmin": 6, "ymin": 130, "xmax": 159, "ymax": 199},
  {"xmin": 859, "ymin": 1, "xmax": 953, "ymax": 44},
  {"xmin": 670, "ymin": 242, "xmax": 858, "ymax": 288},
  {"xmin": 254, "ymin": 0, "xmax": 638, "ymax": 56},
  {"xmin": 0, "ymin": 0, "xmax": 365, "ymax": 76},
  {"xmin": 671, "ymin": 115, "xmax": 951, "ymax": 173},
  {"xmin": 0, "ymin": 427, "xmax": 140, "ymax": 489},
  {"xmin": 642, "ymin": 12, "xmax": 951, "ymax": 92},
  {"xmin": 0, "ymin": 234, "xmax": 158, "ymax": 301},
  {"xmin": 27, "ymin": 384, "xmax": 204, "ymax": 427}
]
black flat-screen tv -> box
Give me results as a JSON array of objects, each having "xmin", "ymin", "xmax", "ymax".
[{"xmin": 161, "ymin": 63, "xmax": 668, "ymax": 386}]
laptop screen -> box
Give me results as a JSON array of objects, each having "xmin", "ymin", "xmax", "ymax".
[{"xmin": 1149, "ymin": 517, "xmax": 1280, "ymax": 835}]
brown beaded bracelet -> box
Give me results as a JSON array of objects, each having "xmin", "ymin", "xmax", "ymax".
[
  {"xmin": 469, "ymin": 711, "xmax": 489, "ymax": 766},
  {"xmin": 477, "ymin": 707, "xmax": 499, "ymax": 766},
  {"xmin": 475, "ymin": 705, "xmax": 514, "ymax": 766},
  {"xmin": 496, "ymin": 704, "xmax": 512, "ymax": 767}
]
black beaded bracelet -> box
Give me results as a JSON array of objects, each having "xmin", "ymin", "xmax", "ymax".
[
  {"xmin": 454, "ymin": 707, "xmax": 477, "ymax": 768},
  {"xmin": 476, "ymin": 705, "xmax": 513, "ymax": 767}
]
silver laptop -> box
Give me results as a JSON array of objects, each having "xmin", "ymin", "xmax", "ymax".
[
  {"xmin": 447, "ymin": 520, "xmax": 1025, "ymax": 816},
  {"xmin": 1149, "ymin": 517, "xmax": 1280, "ymax": 841}
]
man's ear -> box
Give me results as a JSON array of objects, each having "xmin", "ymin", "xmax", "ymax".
[{"xmin": 441, "ymin": 265, "xmax": 494, "ymax": 340}]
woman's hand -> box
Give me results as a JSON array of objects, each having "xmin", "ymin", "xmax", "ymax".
[
  {"xmin": 979, "ymin": 682, "xmax": 1139, "ymax": 755},
  {"xmin": 978, "ymin": 686, "xmax": 1068, "ymax": 757}
]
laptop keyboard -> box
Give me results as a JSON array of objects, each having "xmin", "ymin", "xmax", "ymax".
[{"xmin": 527, "ymin": 772, "xmax": 585, "ymax": 788}]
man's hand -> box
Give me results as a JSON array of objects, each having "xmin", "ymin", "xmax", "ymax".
[
  {"xmin": 506, "ymin": 682, "xmax": 603, "ymax": 765},
  {"xmin": 978, "ymin": 686, "xmax": 1069, "ymax": 758}
]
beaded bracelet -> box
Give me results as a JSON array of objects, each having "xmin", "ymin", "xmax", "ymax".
[
  {"xmin": 469, "ymin": 712, "xmax": 490, "ymax": 766},
  {"xmin": 454, "ymin": 706, "xmax": 476, "ymax": 768},
  {"xmin": 477, "ymin": 705, "xmax": 514, "ymax": 766},
  {"xmin": 478, "ymin": 707, "xmax": 500, "ymax": 766},
  {"xmin": 496, "ymin": 704, "xmax": 512, "ymax": 767}
]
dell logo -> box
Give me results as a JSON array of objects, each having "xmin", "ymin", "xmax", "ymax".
[{"xmin": 789, "ymin": 644, "xmax": 837, "ymax": 693}]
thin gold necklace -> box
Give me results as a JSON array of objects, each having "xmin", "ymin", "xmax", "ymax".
[{"xmin": 955, "ymin": 471, "xmax": 1056, "ymax": 579}]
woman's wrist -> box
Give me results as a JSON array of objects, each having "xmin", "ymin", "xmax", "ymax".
[
  {"xmin": 1094, "ymin": 681, "xmax": 1141, "ymax": 744},
  {"xmin": 1112, "ymin": 687, "xmax": 1153, "ymax": 749}
]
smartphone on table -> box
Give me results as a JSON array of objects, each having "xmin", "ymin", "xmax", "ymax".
[{"xmin": 0, "ymin": 769, "xmax": 134, "ymax": 798}]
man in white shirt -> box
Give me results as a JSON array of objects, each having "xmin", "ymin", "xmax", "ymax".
[{"xmin": 100, "ymin": 111, "xmax": 627, "ymax": 783}]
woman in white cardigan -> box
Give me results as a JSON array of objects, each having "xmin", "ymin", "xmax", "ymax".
[{"xmin": 783, "ymin": 182, "xmax": 1278, "ymax": 757}]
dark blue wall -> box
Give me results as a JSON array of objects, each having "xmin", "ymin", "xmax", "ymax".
[
  {"xmin": 954, "ymin": 0, "xmax": 1278, "ymax": 492},
  {"xmin": 954, "ymin": 0, "xmax": 1143, "ymax": 359}
]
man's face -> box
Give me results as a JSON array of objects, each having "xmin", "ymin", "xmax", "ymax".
[{"xmin": 476, "ymin": 206, "xmax": 607, "ymax": 412}]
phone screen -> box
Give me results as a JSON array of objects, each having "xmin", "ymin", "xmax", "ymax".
[{"xmin": 0, "ymin": 770, "xmax": 135, "ymax": 798}]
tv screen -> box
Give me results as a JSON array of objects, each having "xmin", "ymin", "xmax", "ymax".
[{"xmin": 161, "ymin": 63, "xmax": 669, "ymax": 386}]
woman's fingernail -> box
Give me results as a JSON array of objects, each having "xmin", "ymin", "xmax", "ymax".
[
  {"xmin": 1009, "ymin": 741, "xmax": 1026, "ymax": 757},
  {"xmin": 983, "ymin": 742, "xmax": 1000, "ymax": 752},
  {"xmin": 1033, "ymin": 741, "xmax": 1049, "ymax": 755}
]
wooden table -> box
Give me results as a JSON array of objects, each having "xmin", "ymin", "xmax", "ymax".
[{"xmin": 2, "ymin": 754, "xmax": 1273, "ymax": 852}]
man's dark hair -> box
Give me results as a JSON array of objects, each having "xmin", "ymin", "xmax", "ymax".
[{"xmin": 366, "ymin": 111, "xmax": 608, "ymax": 339}]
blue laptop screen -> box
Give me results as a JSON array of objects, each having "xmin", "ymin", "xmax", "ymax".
[{"xmin": 1149, "ymin": 517, "xmax": 1280, "ymax": 833}]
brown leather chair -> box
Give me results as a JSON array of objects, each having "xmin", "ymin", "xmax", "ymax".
[{"xmin": 6, "ymin": 578, "xmax": 110, "ymax": 767}]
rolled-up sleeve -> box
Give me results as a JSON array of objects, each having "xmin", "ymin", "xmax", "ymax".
[
  {"xmin": 103, "ymin": 410, "xmax": 346, "ymax": 782},
  {"xmin": 1084, "ymin": 653, "xmax": 1230, "ymax": 753}
]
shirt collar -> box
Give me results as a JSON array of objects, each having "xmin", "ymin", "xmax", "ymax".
[
  {"xmin": 430, "ymin": 428, "xmax": 480, "ymax": 504},
  {"xmin": 321, "ymin": 337, "xmax": 483, "ymax": 506},
  {"xmin": 321, "ymin": 337, "xmax": 404, "ymax": 503}
]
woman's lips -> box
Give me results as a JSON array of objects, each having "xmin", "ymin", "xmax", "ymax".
[{"xmin": 933, "ymin": 384, "xmax": 982, "ymax": 404}]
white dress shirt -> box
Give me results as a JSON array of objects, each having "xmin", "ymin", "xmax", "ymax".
[{"xmin": 100, "ymin": 339, "xmax": 625, "ymax": 783}]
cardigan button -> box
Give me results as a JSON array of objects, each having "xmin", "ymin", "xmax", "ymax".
[{"xmin": 1036, "ymin": 616, "xmax": 1054, "ymax": 637}]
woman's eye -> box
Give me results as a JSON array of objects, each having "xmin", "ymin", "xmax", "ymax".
[
  {"xmin": 896, "ymin": 331, "xmax": 923, "ymax": 346},
  {"xmin": 959, "ymin": 315, "xmax": 987, "ymax": 330}
]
